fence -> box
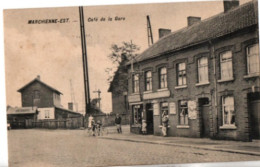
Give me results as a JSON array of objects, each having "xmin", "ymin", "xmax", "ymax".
[{"xmin": 24, "ymin": 117, "xmax": 84, "ymax": 129}]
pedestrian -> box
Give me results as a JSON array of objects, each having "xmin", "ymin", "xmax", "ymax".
[
  {"xmin": 161, "ymin": 111, "xmax": 169, "ymax": 137},
  {"xmin": 88, "ymin": 115, "xmax": 93, "ymax": 129},
  {"xmin": 91, "ymin": 119, "xmax": 96, "ymax": 136},
  {"xmin": 141, "ymin": 119, "xmax": 147, "ymax": 135},
  {"xmin": 115, "ymin": 114, "xmax": 122, "ymax": 133}
]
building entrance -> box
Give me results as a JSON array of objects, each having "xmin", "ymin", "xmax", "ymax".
[
  {"xmin": 199, "ymin": 98, "xmax": 210, "ymax": 138},
  {"xmin": 248, "ymin": 92, "xmax": 260, "ymax": 139},
  {"xmin": 146, "ymin": 103, "xmax": 154, "ymax": 134}
]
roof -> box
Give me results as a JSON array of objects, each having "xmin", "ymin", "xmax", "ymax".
[
  {"xmin": 135, "ymin": 0, "xmax": 258, "ymax": 63},
  {"xmin": 17, "ymin": 77, "xmax": 63, "ymax": 95},
  {"xmin": 7, "ymin": 107, "xmax": 37, "ymax": 115},
  {"xmin": 54, "ymin": 106, "xmax": 83, "ymax": 116}
]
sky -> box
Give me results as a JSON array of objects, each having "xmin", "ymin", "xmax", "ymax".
[{"xmin": 4, "ymin": 0, "xmax": 251, "ymax": 114}]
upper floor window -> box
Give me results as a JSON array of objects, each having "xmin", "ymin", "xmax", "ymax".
[
  {"xmin": 220, "ymin": 51, "xmax": 233, "ymax": 80},
  {"xmin": 159, "ymin": 67, "xmax": 167, "ymax": 89},
  {"xmin": 222, "ymin": 96, "xmax": 235, "ymax": 126},
  {"xmin": 145, "ymin": 71, "xmax": 152, "ymax": 91},
  {"xmin": 33, "ymin": 90, "xmax": 40, "ymax": 99},
  {"xmin": 177, "ymin": 63, "xmax": 186, "ymax": 86},
  {"xmin": 247, "ymin": 44, "xmax": 260, "ymax": 75},
  {"xmin": 132, "ymin": 73, "xmax": 139, "ymax": 93},
  {"xmin": 198, "ymin": 57, "xmax": 209, "ymax": 83}
]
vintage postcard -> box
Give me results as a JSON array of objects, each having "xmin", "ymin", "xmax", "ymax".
[{"xmin": 3, "ymin": 0, "xmax": 260, "ymax": 166}]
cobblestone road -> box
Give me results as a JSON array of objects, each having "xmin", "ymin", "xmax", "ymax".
[{"xmin": 8, "ymin": 130, "xmax": 260, "ymax": 167}]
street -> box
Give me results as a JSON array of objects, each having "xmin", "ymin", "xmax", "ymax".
[{"xmin": 8, "ymin": 129, "xmax": 260, "ymax": 167}]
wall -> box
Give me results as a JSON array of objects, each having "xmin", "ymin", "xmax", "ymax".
[
  {"xmin": 37, "ymin": 107, "xmax": 55, "ymax": 120},
  {"xmin": 88, "ymin": 113, "xmax": 130, "ymax": 127},
  {"xmin": 21, "ymin": 82, "xmax": 55, "ymax": 108}
]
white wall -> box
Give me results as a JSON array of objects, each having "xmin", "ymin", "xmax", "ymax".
[{"xmin": 37, "ymin": 107, "xmax": 55, "ymax": 120}]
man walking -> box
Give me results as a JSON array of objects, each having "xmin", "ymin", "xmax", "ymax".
[{"xmin": 115, "ymin": 114, "xmax": 122, "ymax": 133}]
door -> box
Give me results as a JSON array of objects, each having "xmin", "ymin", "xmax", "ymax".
[
  {"xmin": 201, "ymin": 105, "xmax": 210, "ymax": 137},
  {"xmin": 250, "ymin": 100, "xmax": 260, "ymax": 139},
  {"xmin": 146, "ymin": 104, "xmax": 154, "ymax": 134}
]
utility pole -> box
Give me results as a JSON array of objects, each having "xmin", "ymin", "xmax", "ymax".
[
  {"xmin": 147, "ymin": 15, "xmax": 154, "ymax": 47},
  {"xmin": 79, "ymin": 6, "xmax": 91, "ymax": 115}
]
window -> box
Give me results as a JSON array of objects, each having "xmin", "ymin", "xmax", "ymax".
[
  {"xmin": 160, "ymin": 102, "xmax": 168, "ymax": 125},
  {"xmin": 159, "ymin": 67, "xmax": 167, "ymax": 89},
  {"xmin": 198, "ymin": 57, "xmax": 209, "ymax": 83},
  {"xmin": 177, "ymin": 63, "xmax": 186, "ymax": 86},
  {"xmin": 247, "ymin": 44, "xmax": 260, "ymax": 75},
  {"xmin": 222, "ymin": 96, "xmax": 235, "ymax": 126},
  {"xmin": 33, "ymin": 90, "xmax": 40, "ymax": 99},
  {"xmin": 133, "ymin": 105, "xmax": 142, "ymax": 125},
  {"xmin": 145, "ymin": 71, "xmax": 152, "ymax": 91},
  {"xmin": 220, "ymin": 51, "xmax": 233, "ymax": 80},
  {"xmin": 132, "ymin": 74, "xmax": 139, "ymax": 93},
  {"xmin": 45, "ymin": 110, "xmax": 50, "ymax": 119},
  {"xmin": 179, "ymin": 100, "xmax": 188, "ymax": 125}
]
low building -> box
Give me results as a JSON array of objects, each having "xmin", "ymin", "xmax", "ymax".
[
  {"xmin": 7, "ymin": 75, "xmax": 82, "ymax": 129},
  {"xmin": 127, "ymin": 0, "xmax": 259, "ymax": 141}
]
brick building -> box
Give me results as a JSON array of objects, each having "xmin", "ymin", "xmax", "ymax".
[
  {"xmin": 127, "ymin": 0, "xmax": 260, "ymax": 141},
  {"xmin": 7, "ymin": 76, "xmax": 82, "ymax": 128}
]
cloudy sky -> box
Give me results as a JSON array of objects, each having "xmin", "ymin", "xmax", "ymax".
[{"xmin": 4, "ymin": 0, "xmax": 251, "ymax": 114}]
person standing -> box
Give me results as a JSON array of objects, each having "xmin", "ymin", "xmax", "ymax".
[{"xmin": 115, "ymin": 114, "xmax": 122, "ymax": 133}]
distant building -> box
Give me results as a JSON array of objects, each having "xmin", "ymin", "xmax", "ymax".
[
  {"xmin": 127, "ymin": 0, "xmax": 260, "ymax": 141},
  {"xmin": 7, "ymin": 75, "xmax": 82, "ymax": 128},
  {"xmin": 108, "ymin": 55, "xmax": 129, "ymax": 115}
]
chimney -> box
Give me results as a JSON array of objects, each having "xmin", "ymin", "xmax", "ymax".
[
  {"xmin": 36, "ymin": 75, "xmax": 40, "ymax": 80},
  {"xmin": 159, "ymin": 28, "xmax": 171, "ymax": 39},
  {"xmin": 68, "ymin": 102, "xmax": 73, "ymax": 111},
  {"xmin": 187, "ymin": 16, "xmax": 201, "ymax": 26},
  {"xmin": 224, "ymin": 0, "xmax": 239, "ymax": 13}
]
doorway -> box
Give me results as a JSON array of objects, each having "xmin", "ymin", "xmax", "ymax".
[
  {"xmin": 199, "ymin": 98, "xmax": 210, "ymax": 138},
  {"xmin": 146, "ymin": 103, "xmax": 154, "ymax": 134},
  {"xmin": 248, "ymin": 92, "xmax": 260, "ymax": 139}
]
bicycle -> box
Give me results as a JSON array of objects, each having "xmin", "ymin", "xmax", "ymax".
[{"xmin": 95, "ymin": 124, "xmax": 108, "ymax": 136}]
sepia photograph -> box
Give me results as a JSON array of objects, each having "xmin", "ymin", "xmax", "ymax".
[{"xmin": 2, "ymin": 0, "xmax": 260, "ymax": 166}]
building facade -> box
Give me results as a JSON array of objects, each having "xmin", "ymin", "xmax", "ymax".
[{"xmin": 127, "ymin": 0, "xmax": 260, "ymax": 141}]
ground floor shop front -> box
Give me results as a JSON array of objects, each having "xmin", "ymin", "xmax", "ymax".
[{"xmin": 128, "ymin": 88, "xmax": 260, "ymax": 142}]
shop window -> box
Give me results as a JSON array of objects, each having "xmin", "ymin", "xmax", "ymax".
[
  {"xmin": 177, "ymin": 63, "xmax": 186, "ymax": 86},
  {"xmin": 198, "ymin": 57, "xmax": 209, "ymax": 83},
  {"xmin": 160, "ymin": 102, "xmax": 168, "ymax": 125},
  {"xmin": 145, "ymin": 71, "xmax": 152, "ymax": 91},
  {"xmin": 220, "ymin": 51, "xmax": 233, "ymax": 80},
  {"xmin": 159, "ymin": 67, "xmax": 167, "ymax": 89},
  {"xmin": 222, "ymin": 96, "xmax": 235, "ymax": 126},
  {"xmin": 133, "ymin": 105, "xmax": 142, "ymax": 125},
  {"xmin": 132, "ymin": 74, "xmax": 139, "ymax": 93},
  {"xmin": 247, "ymin": 44, "xmax": 260, "ymax": 75},
  {"xmin": 179, "ymin": 100, "xmax": 188, "ymax": 125}
]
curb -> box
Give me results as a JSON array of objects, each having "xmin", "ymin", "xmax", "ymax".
[{"xmin": 100, "ymin": 136, "xmax": 260, "ymax": 156}]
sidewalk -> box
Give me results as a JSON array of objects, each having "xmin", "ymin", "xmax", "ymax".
[{"xmin": 102, "ymin": 125, "xmax": 260, "ymax": 156}]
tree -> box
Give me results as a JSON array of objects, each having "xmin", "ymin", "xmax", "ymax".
[
  {"xmin": 108, "ymin": 41, "xmax": 140, "ymax": 66},
  {"xmin": 107, "ymin": 41, "xmax": 140, "ymax": 96}
]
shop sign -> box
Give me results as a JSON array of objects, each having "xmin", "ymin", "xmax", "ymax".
[
  {"xmin": 188, "ymin": 100, "xmax": 197, "ymax": 119},
  {"xmin": 169, "ymin": 102, "xmax": 176, "ymax": 114}
]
